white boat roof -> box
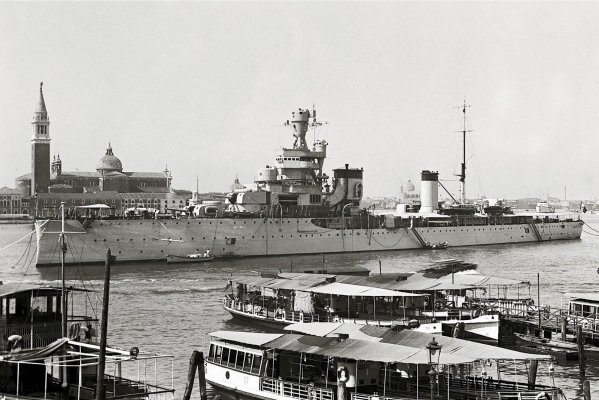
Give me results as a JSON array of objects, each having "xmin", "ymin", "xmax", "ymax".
[
  {"xmin": 284, "ymin": 323, "xmax": 551, "ymax": 362},
  {"xmin": 228, "ymin": 271, "xmax": 526, "ymax": 295},
  {"xmin": 564, "ymin": 292, "xmax": 599, "ymax": 303},
  {"xmin": 211, "ymin": 331, "xmax": 471, "ymax": 365},
  {"xmin": 307, "ymin": 282, "xmax": 423, "ymax": 297},
  {"xmin": 210, "ymin": 331, "xmax": 284, "ymax": 347}
]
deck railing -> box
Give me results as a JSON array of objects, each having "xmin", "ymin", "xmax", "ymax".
[
  {"xmin": 0, "ymin": 319, "xmax": 99, "ymax": 350},
  {"xmin": 224, "ymin": 298, "xmax": 322, "ymax": 323},
  {"xmin": 261, "ymin": 378, "xmax": 334, "ymax": 400}
]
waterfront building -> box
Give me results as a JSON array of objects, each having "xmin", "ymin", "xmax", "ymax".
[
  {"xmin": 14, "ymin": 83, "xmax": 184, "ymax": 216},
  {"xmin": 0, "ymin": 187, "xmax": 28, "ymax": 215}
]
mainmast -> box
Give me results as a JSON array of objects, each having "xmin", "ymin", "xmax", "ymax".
[{"xmin": 456, "ymin": 100, "xmax": 472, "ymax": 204}]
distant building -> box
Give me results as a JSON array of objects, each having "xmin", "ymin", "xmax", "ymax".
[
  {"xmin": 398, "ymin": 179, "xmax": 420, "ymax": 204},
  {"xmin": 0, "ymin": 187, "xmax": 28, "ymax": 215},
  {"xmin": 33, "ymin": 191, "xmax": 188, "ymax": 218},
  {"xmin": 14, "ymin": 83, "xmax": 185, "ymax": 216}
]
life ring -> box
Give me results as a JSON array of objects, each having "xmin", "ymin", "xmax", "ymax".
[{"xmin": 354, "ymin": 182, "xmax": 363, "ymax": 198}]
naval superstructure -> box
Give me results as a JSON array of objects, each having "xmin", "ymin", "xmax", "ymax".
[{"xmin": 34, "ymin": 108, "xmax": 583, "ymax": 266}]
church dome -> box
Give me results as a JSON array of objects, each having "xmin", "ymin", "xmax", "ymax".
[{"xmin": 96, "ymin": 144, "xmax": 123, "ymax": 173}]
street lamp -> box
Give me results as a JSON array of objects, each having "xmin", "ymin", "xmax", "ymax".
[{"xmin": 426, "ymin": 337, "xmax": 442, "ymax": 400}]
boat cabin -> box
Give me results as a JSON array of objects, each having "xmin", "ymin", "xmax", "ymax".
[
  {"xmin": 205, "ymin": 330, "xmax": 559, "ymax": 400},
  {"xmin": 0, "ymin": 283, "xmax": 98, "ymax": 350},
  {"xmin": 564, "ymin": 292, "xmax": 599, "ymax": 331},
  {"xmin": 0, "ymin": 338, "xmax": 174, "ymax": 399}
]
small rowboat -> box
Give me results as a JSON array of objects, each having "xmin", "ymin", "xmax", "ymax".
[{"xmin": 166, "ymin": 254, "xmax": 215, "ymax": 264}]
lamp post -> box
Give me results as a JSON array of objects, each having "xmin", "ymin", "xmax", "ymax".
[{"xmin": 426, "ymin": 337, "xmax": 442, "ymax": 400}]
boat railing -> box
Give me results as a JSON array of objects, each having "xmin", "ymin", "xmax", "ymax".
[
  {"xmin": 261, "ymin": 377, "xmax": 334, "ymax": 400},
  {"xmin": 403, "ymin": 375, "xmax": 560, "ymax": 400},
  {"xmin": 224, "ymin": 297, "xmax": 322, "ymax": 323},
  {"xmin": 563, "ymin": 311, "xmax": 599, "ymax": 335},
  {"xmin": 351, "ymin": 392, "xmax": 400, "ymax": 400},
  {"xmin": 466, "ymin": 298, "xmax": 539, "ymax": 319},
  {"xmin": 0, "ymin": 319, "xmax": 99, "ymax": 350}
]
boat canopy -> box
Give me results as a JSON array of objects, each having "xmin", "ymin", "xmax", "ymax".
[
  {"xmin": 284, "ymin": 323, "xmax": 551, "ymax": 362},
  {"xmin": 211, "ymin": 331, "xmax": 472, "ymax": 365},
  {"xmin": 307, "ymin": 282, "xmax": 423, "ymax": 297},
  {"xmin": 332, "ymin": 272, "xmax": 528, "ymax": 291},
  {"xmin": 0, "ymin": 283, "xmax": 89, "ymax": 298},
  {"xmin": 210, "ymin": 331, "xmax": 284, "ymax": 347},
  {"xmin": 229, "ymin": 271, "xmax": 527, "ymax": 296}
]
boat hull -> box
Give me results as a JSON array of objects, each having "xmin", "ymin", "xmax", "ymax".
[
  {"xmin": 34, "ymin": 218, "xmax": 583, "ymax": 266},
  {"xmin": 225, "ymin": 306, "xmax": 293, "ymax": 330}
]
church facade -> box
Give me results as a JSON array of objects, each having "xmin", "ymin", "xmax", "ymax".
[{"xmin": 15, "ymin": 83, "xmax": 186, "ymax": 217}]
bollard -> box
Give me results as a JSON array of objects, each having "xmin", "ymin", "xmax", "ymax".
[
  {"xmin": 577, "ymin": 325, "xmax": 586, "ymax": 376},
  {"xmin": 198, "ymin": 351, "xmax": 208, "ymax": 400},
  {"xmin": 183, "ymin": 351, "xmax": 202, "ymax": 400},
  {"xmin": 583, "ymin": 379, "xmax": 591, "ymax": 400}
]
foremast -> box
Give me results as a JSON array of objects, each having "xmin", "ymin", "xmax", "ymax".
[{"xmin": 456, "ymin": 100, "xmax": 472, "ymax": 204}]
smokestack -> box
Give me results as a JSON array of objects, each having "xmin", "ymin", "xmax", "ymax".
[{"xmin": 420, "ymin": 170, "xmax": 439, "ymax": 213}]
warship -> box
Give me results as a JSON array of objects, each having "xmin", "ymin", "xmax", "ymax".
[{"xmin": 34, "ymin": 107, "xmax": 583, "ymax": 266}]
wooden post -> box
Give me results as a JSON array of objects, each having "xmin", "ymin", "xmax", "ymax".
[
  {"xmin": 577, "ymin": 325, "xmax": 586, "ymax": 376},
  {"xmin": 537, "ymin": 273, "xmax": 541, "ymax": 336},
  {"xmin": 561, "ymin": 317, "xmax": 567, "ymax": 342},
  {"xmin": 198, "ymin": 352, "xmax": 208, "ymax": 400},
  {"xmin": 183, "ymin": 351, "xmax": 202, "ymax": 400},
  {"xmin": 95, "ymin": 249, "xmax": 113, "ymax": 400},
  {"xmin": 527, "ymin": 360, "xmax": 538, "ymax": 389},
  {"xmin": 583, "ymin": 379, "xmax": 591, "ymax": 400}
]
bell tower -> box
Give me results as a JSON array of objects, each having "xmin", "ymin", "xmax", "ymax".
[{"xmin": 31, "ymin": 82, "xmax": 51, "ymax": 196}]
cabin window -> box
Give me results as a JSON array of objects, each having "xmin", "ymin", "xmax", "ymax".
[
  {"xmin": 221, "ymin": 347, "xmax": 230, "ymax": 365},
  {"xmin": 242, "ymin": 353, "xmax": 253, "ymax": 372},
  {"xmin": 227, "ymin": 349, "xmax": 238, "ymax": 367},
  {"xmin": 235, "ymin": 350, "xmax": 245, "ymax": 369},
  {"xmin": 252, "ymin": 355, "xmax": 262, "ymax": 374},
  {"xmin": 32, "ymin": 296, "xmax": 48, "ymax": 314},
  {"xmin": 209, "ymin": 344, "xmax": 216, "ymax": 360},
  {"xmin": 214, "ymin": 345, "xmax": 223, "ymax": 364},
  {"xmin": 8, "ymin": 298, "xmax": 16, "ymax": 315}
]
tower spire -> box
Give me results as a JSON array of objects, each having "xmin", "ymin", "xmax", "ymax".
[
  {"xmin": 36, "ymin": 82, "xmax": 47, "ymax": 114},
  {"xmin": 31, "ymin": 82, "xmax": 51, "ymax": 196}
]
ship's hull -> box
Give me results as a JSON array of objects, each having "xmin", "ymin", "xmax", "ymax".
[{"xmin": 34, "ymin": 217, "xmax": 583, "ymax": 266}]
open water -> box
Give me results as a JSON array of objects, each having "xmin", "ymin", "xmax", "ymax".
[{"xmin": 1, "ymin": 214, "xmax": 599, "ymax": 399}]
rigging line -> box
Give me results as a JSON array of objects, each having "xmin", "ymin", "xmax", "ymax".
[
  {"xmin": 9, "ymin": 229, "xmax": 34, "ymax": 269},
  {"xmin": 582, "ymin": 221, "xmax": 599, "ymax": 234},
  {"xmin": 369, "ymin": 230, "xmax": 409, "ymax": 249},
  {"xmin": 0, "ymin": 228, "xmax": 37, "ymax": 253},
  {"xmin": 582, "ymin": 229, "xmax": 599, "ymax": 237},
  {"xmin": 13, "ymin": 238, "xmax": 37, "ymax": 292}
]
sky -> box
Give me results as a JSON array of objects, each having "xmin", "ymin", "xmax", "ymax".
[{"xmin": 1, "ymin": 2, "xmax": 599, "ymax": 201}]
